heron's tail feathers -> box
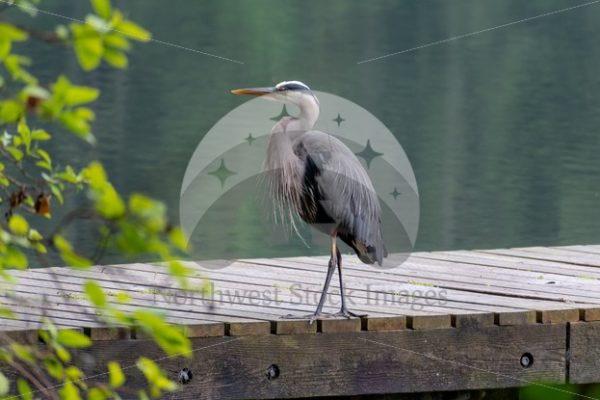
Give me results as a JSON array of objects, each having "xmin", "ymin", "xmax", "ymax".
[{"xmin": 340, "ymin": 234, "xmax": 387, "ymax": 266}]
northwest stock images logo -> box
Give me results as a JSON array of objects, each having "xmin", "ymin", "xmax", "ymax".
[{"xmin": 175, "ymin": 87, "xmax": 444, "ymax": 310}]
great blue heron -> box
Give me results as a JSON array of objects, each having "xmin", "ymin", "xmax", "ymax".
[{"xmin": 231, "ymin": 81, "xmax": 386, "ymax": 321}]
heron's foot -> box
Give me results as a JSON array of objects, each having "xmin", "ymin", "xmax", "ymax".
[
  {"xmin": 334, "ymin": 309, "xmax": 367, "ymax": 319},
  {"xmin": 281, "ymin": 312, "xmax": 334, "ymax": 325}
]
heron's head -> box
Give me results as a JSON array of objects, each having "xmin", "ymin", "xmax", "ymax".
[{"xmin": 231, "ymin": 80, "xmax": 319, "ymax": 109}]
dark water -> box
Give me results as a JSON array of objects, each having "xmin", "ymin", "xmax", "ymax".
[{"xmin": 12, "ymin": 0, "xmax": 600, "ymax": 263}]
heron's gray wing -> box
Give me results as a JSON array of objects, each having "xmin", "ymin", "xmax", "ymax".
[{"xmin": 293, "ymin": 131, "xmax": 386, "ymax": 264}]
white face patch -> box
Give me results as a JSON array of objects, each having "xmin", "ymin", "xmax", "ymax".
[{"xmin": 275, "ymin": 80, "xmax": 311, "ymax": 91}]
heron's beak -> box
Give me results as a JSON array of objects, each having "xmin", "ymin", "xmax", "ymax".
[{"xmin": 230, "ymin": 87, "xmax": 275, "ymax": 96}]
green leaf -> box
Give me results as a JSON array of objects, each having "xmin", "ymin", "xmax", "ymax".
[
  {"xmin": 129, "ymin": 194, "xmax": 166, "ymax": 231},
  {"xmin": 0, "ymin": 372, "xmax": 8, "ymax": 396},
  {"xmin": 108, "ymin": 361, "xmax": 125, "ymax": 388},
  {"xmin": 0, "ymin": 307, "xmax": 15, "ymax": 319},
  {"xmin": 28, "ymin": 229, "xmax": 43, "ymax": 241},
  {"xmin": 37, "ymin": 148, "xmax": 51, "ymax": 164},
  {"xmin": 168, "ymin": 260, "xmax": 190, "ymax": 279},
  {"xmin": 33, "ymin": 242, "xmax": 47, "ymax": 253},
  {"xmin": 168, "ymin": 261, "xmax": 192, "ymax": 290},
  {"xmin": 9, "ymin": 214, "xmax": 29, "ymax": 235},
  {"xmin": 64, "ymin": 86, "xmax": 99, "ymax": 106},
  {"xmin": 168, "ymin": 227, "xmax": 188, "ymax": 252},
  {"xmin": 92, "ymin": 0, "xmax": 112, "ymax": 19},
  {"xmin": 10, "ymin": 343, "xmax": 35, "ymax": 363},
  {"xmin": 87, "ymin": 387, "xmax": 107, "ymax": 400},
  {"xmin": 87, "ymin": 387, "xmax": 104, "ymax": 400},
  {"xmin": 74, "ymin": 106, "xmax": 95, "ymax": 121},
  {"xmin": 115, "ymin": 292, "xmax": 130, "ymax": 304},
  {"xmin": 53, "ymin": 342, "xmax": 71, "ymax": 363},
  {"xmin": 104, "ymin": 33, "xmax": 130, "ymax": 50},
  {"xmin": 53, "ymin": 234, "xmax": 73, "ymax": 253},
  {"xmin": 59, "ymin": 380, "xmax": 81, "ymax": 400},
  {"xmin": 519, "ymin": 384, "xmax": 575, "ymax": 400},
  {"xmin": 0, "ymin": 23, "xmax": 28, "ymax": 41},
  {"xmin": 54, "ymin": 234, "xmax": 92, "ymax": 268},
  {"xmin": 17, "ymin": 119, "xmax": 31, "ymax": 152},
  {"xmin": 134, "ymin": 311, "xmax": 190, "ymax": 357},
  {"xmin": 17, "ymin": 378, "xmax": 32, "ymax": 400},
  {"xmin": 5, "ymin": 246, "xmax": 27, "ymax": 269},
  {"xmin": 57, "ymin": 330, "xmax": 92, "ymax": 348},
  {"xmin": 4, "ymin": 55, "xmax": 36, "ymax": 84},
  {"xmin": 50, "ymin": 184, "xmax": 64, "ymax": 205},
  {"xmin": 31, "ymin": 129, "xmax": 51, "ymax": 141},
  {"xmin": 115, "ymin": 20, "xmax": 151, "ymax": 42},
  {"xmin": 6, "ymin": 146, "xmax": 23, "ymax": 161},
  {"xmin": 0, "ymin": 100, "xmax": 24, "ymax": 123},
  {"xmin": 83, "ymin": 162, "xmax": 125, "ymax": 218},
  {"xmin": 65, "ymin": 366, "xmax": 84, "ymax": 382},
  {"xmin": 71, "ymin": 24, "xmax": 103, "ymax": 71},
  {"xmin": 84, "ymin": 280, "xmax": 107, "ymax": 307},
  {"xmin": 103, "ymin": 48, "xmax": 128, "ymax": 68},
  {"xmin": 136, "ymin": 357, "xmax": 177, "ymax": 393},
  {"xmin": 36, "ymin": 160, "xmax": 52, "ymax": 171},
  {"xmin": 44, "ymin": 356, "xmax": 64, "ymax": 379},
  {"xmin": 58, "ymin": 111, "xmax": 95, "ymax": 143},
  {"xmin": 136, "ymin": 357, "xmax": 160, "ymax": 381},
  {"xmin": 0, "ymin": 39, "xmax": 11, "ymax": 61},
  {"xmin": 58, "ymin": 166, "xmax": 81, "ymax": 183}
]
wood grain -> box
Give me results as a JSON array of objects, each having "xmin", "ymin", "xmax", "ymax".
[
  {"xmin": 46, "ymin": 324, "xmax": 566, "ymax": 399},
  {"xmin": 569, "ymin": 321, "xmax": 600, "ymax": 384}
]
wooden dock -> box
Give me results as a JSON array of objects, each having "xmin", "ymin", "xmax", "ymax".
[{"xmin": 2, "ymin": 245, "xmax": 600, "ymax": 398}]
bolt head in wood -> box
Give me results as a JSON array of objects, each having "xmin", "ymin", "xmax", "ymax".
[
  {"xmin": 520, "ymin": 353, "xmax": 534, "ymax": 368},
  {"xmin": 266, "ymin": 364, "xmax": 280, "ymax": 380},
  {"xmin": 179, "ymin": 368, "xmax": 193, "ymax": 384}
]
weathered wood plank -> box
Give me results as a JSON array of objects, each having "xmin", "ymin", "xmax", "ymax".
[
  {"xmin": 318, "ymin": 318, "xmax": 361, "ymax": 333},
  {"xmin": 569, "ymin": 321, "xmax": 600, "ymax": 384},
  {"xmin": 452, "ymin": 313, "xmax": 494, "ymax": 328},
  {"xmin": 272, "ymin": 319, "xmax": 317, "ymax": 335},
  {"xmin": 7, "ymin": 245, "xmax": 600, "ymax": 398},
  {"xmin": 537, "ymin": 309, "xmax": 580, "ymax": 324},
  {"xmin": 48, "ymin": 324, "xmax": 566, "ymax": 399},
  {"xmin": 9, "ymin": 263, "xmax": 527, "ymax": 325},
  {"xmin": 408, "ymin": 314, "xmax": 452, "ymax": 330},
  {"xmin": 483, "ymin": 247, "xmax": 600, "ymax": 268},
  {"xmin": 226, "ymin": 321, "xmax": 271, "ymax": 336},
  {"xmin": 111, "ymin": 260, "xmax": 535, "ymax": 316},
  {"xmin": 422, "ymin": 250, "xmax": 600, "ymax": 278},
  {"xmin": 579, "ymin": 307, "xmax": 600, "ymax": 322},
  {"xmin": 253, "ymin": 256, "xmax": 600, "ymax": 303},
  {"xmin": 494, "ymin": 311, "xmax": 537, "ymax": 326},
  {"xmin": 361, "ymin": 315, "xmax": 407, "ymax": 332}
]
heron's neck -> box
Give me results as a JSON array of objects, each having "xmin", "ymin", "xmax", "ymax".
[{"xmin": 296, "ymin": 97, "xmax": 320, "ymax": 130}]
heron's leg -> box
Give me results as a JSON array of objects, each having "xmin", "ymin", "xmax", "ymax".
[
  {"xmin": 335, "ymin": 248, "xmax": 367, "ymax": 319},
  {"xmin": 313, "ymin": 247, "xmax": 337, "ymax": 317},
  {"xmin": 281, "ymin": 234, "xmax": 338, "ymax": 323}
]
